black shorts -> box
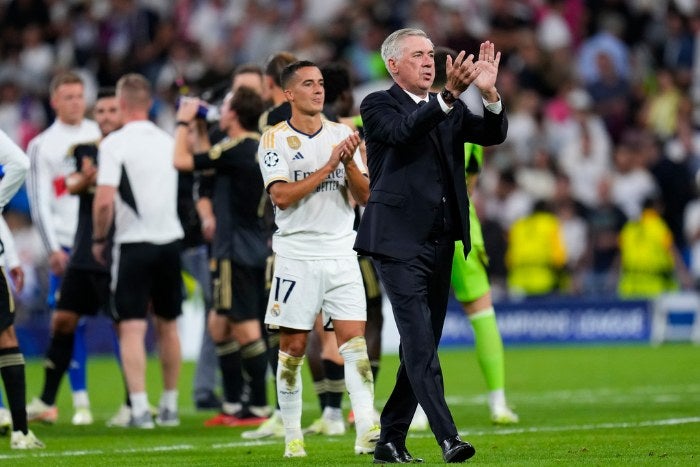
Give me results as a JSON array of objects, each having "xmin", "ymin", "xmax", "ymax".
[
  {"xmin": 212, "ymin": 259, "xmax": 266, "ymax": 322},
  {"xmin": 56, "ymin": 268, "xmax": 111, "ymax": 316},
  {"xmin": 113, "ymin": 241, "xmax": 182, "ymax": 322},
  {"xmin": 0, "ymin": 269, "xmax": 14, "ymax": 332}
]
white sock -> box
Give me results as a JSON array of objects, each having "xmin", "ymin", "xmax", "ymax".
[
  {"xmin": 277, "ymin": 351, "xmax": 304, "ymax": 443},
  {"xmin": 159, "ymin": 389, "xmax": 178, "ymax": 412},
  {"xmin": 488, "ymin": 389, "xmax": 506, "ymax": 412},
  {"xmin": 72, "ymin": 390, "xmax": 90, "ymax": 409},
  {"xmin": 322, "ymin": 406, "xmax": 343, "ymax": 421},
  {"xmin": 222, "ymin": 402, "xmax": 242, "ymax": 415},
  {"xmin": 338, "ymin": 336, "xmax": 375, "ymax": 435},
  {"xmin": 130, "ymin": 392, "xmax": 150, "ymax": 417}
]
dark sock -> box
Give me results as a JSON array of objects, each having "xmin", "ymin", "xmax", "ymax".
[
  {"xmin": 322, "ymin": 359, "xmax": 345, "ymax": 410},
  {"xmin": 313, "ymin": 378, "xmax": 328, "ymax": 412},
  {"xmin": 266, "ymin": 333, "xmax": 280, "ymax": 410},
  {"xmin": 216, "ymin": 340, "xmax": 242, "ymax": 409},
  {"xmin": 40, "ymin": 332, "xmax": 74, "ymax": 406},
  {"xmin": 370, "ymin": 359, "xmax": 380, "ymax": 385},
  {"xmin": 241, "ymin": 339, "xmax": 269, "ymax": 407},
  {"xmin": 0, "ymin": 347, "xmax": 28, "ymax": 434}
]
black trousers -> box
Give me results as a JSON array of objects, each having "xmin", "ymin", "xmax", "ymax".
[{"xmin": 373, "ymin": 235, "xmax": 458, "ymax": 445}]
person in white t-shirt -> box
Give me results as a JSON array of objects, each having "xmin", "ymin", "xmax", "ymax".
[
  {"xmin": 92, "ymin": 73, "xmax": 184, "ymax": 429},
  {"xmin": 258, "ymin": 60, "xmax": 379, "ymax": 458},
  {"xmin": 0, "ymin": 129, "xmax": 44, "ymax": 449},
  {"xmin": 25, "ymin": 71, "xmax": 101, "ymax": 425}
]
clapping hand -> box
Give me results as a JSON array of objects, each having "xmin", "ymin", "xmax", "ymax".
[
  {"xmin": 444, "ymin": 51, "xmax": 478, "ymax": 97},
  {"xmin": 330, "ymin": 131, "xmax": 361, "ymax": 167},
  {"xmin": 474, "ymin": 41, "xmax": 500, "ymax": 102}
]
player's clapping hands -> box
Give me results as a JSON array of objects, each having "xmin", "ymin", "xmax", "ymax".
[{"xmin": 337, "ymin": 131, "xmax": 361, "ymax": 166}]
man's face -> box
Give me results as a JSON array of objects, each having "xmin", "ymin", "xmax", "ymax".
[
  {"xmin": 93, "ymin": 96, "xmax": 121, "ymax": 136},
  {"xmin": 389, "ymin": 35, "xmax": 435, "ymax": 96},
  {"xmin": 285, "ymin": 66, "xmax": 324, "ymax": 115},
  {"xmin": 51, "ymin": 82, "xmax": 86, "ymax": 125}
]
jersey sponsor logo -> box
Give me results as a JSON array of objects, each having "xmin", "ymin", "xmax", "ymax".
[
  {"xmin": 292, "ymin": 152, "xmax": 304, "ymax": 160},
  {"xmin": 263, "ymin": 150, "xmax": 280, "ymax": 167},
  {"xmin": 287, "ymin": 135, "xmax": 301, "ymax": 149}
]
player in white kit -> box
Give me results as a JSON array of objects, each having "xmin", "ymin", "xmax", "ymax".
[{"xmin": 258, "ymin": 61, "xmax": 379, "ymax": 458}]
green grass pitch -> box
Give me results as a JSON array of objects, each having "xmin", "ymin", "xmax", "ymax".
[{"xmin": 1, "ymin": 343, "xmax": 698, "ymax": 465}]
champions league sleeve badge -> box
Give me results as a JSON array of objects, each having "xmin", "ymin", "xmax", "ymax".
[{"xmin": 264, "ymin": 150, "xmax": 280, "ymax": 167}]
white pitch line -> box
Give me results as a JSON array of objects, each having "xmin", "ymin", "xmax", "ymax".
[
  {"xmin": 451, "ymin": 416, "xmax": 700, "ymax": 438},
  {"xmin": 1, "ymin": 417, "xmax": 698, "ymax": 460}
]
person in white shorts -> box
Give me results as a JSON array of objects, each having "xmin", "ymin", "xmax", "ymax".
[{"xmin": 258, "ymin": 60, "xmax": 379, "ymax": 458}]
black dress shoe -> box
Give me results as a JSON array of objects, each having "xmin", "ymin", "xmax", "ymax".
[
  {"xmin": 373, "ymin": 442, "xmax": 424, "ymax": 464},
  {"xmin": 440, "ymin": 436, "xmax": 476, "ymax": 463}
]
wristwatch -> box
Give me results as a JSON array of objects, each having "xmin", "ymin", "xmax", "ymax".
[{"xmin": 440, "ymin": 88, "xmax": 457, "ymax": 105}]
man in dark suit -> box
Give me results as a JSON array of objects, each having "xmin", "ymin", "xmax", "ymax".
[{"xmin": 355, "ymin": 28, "xmax": 507, "ymax": 463}]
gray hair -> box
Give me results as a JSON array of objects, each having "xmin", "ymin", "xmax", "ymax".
[{"xmin": 381, "ymin": 28, "xmax": 431, "ymax": 76}]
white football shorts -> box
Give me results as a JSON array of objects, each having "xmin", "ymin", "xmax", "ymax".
[{"xmin": 264, "ymin": 255, "xmax": 367, "ymax": 330}]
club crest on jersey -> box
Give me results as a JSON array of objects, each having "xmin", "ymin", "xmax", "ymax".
[
  {"xmin": 270, "ymin": 302, "xmax": 281, "ymax": 317},
  {"xmin": 287, "ymin": 135, "xmax": 301, "ymax": 150},
  {"xmin": 264, "ymin": 150, "xmax": 280, "ymax": 167}
]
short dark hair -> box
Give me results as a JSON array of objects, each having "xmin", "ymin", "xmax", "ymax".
[
  {"xmin": 230, "ymin": 86, "xmax": 264, "ymax": 131},
  {"xmin": 433, "ymin": 46, "xmax": 457, "ymax": 89},
  {"xmin": 233, "ymin": 63, "xmax": 263, "ymax": 79},
  {"xmin": 264, "ymin": 51, "xmax": 297, "ymax": 87},
  {"xmin": 320, "ymin": 63, "xmax": 351, "ymax": 106},
  {"xmin": 96, "ymin": 86, "xmax": 116, "ymax": 100},
  {"xmin": 280, "ymin": 60, "xmax": 317, "ymax": 90}
]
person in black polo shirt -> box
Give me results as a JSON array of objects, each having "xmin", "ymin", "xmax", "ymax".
[{"xmin": 174, "ymin": 87, "xmax": 271, "ymax": 426}]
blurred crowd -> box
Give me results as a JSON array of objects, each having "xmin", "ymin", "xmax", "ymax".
[{"xmin": 3, "ymin": 0, "xmax": 700, "ymax": 304}]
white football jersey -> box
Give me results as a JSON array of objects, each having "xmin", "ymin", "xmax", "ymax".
[
  {"xmin": 258, "ymin": 120, "xmax": 366, "ymax": 259},
  {"xmin": 26, "ymin": 119, "xmax": 100, "ymax": 253}
]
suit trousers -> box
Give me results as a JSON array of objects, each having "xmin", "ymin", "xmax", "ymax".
[{"xmin": 373, "ymin": 234, "xmax": 458, "ymax": 445}]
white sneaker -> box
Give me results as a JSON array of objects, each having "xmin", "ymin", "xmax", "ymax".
[
  {"xmin": 0, "ymin": 408, "xmax": 11, "ymax": 436},
  {"xmin": 303, "ymin": 416, "xmax": 346, "ymax": 435},
  {"xmin": 155, "ymin": 407, "xmax": 180, "ymax": 427},
  {"xmin": 409, "ymin": 405, "xmax": 428, "ymax": 432},
  {"xmin": 71, "ymin": 406, "xmax": 94, "ymax": 425},
  {"xmin": 241, "ymin": 411, "xmax": 284, "ymax": 439},
  {"xmin": 26, "ymin": 397, "xmax": 58, "ymax": 424},
  {"xmin": 106, "ymin": 404, "xmax": 131, "ymax": 428},
  {"xmin": 284, "ymin": 438, "xmax": 306, "ymax": 458},
  {"xmin": 491, "ymin": 406, "xmax": 519, "ymax": 425},
  {"xmin": 354, "ymin": 424, "xmax": 380, "ymax": 454},
  {"xmin": 10, "ymin": 430, "xmax": 45, "ymax": 449},
  {"xmin": 129, "ymin": 410, "xmax": 155, "ymax": 429}
]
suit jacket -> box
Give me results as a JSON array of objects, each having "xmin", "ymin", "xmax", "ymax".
[{"xmin": 354, "ymin": 83, "xmax": 508, "ymax": 261}]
